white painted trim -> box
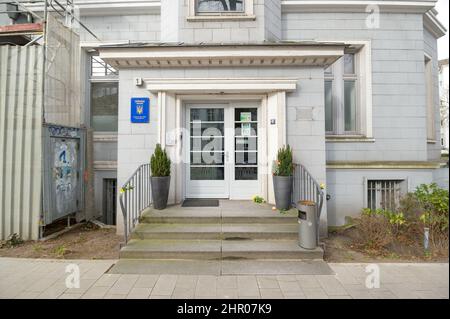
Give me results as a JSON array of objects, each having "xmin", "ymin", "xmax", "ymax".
[
  {"xmin": 28, "ymin": 0, "xmax": 439, "ymax": 16},
  {"xmin": 26, "ymin": 0, "xmax": 161, "ymax": 16},
  {"xmin": 326, "ymin": 161, "xmax": 442, "ymax": 169},
  {"xmin": 326, "ymin": 136, "xmax": 376, "ymax": 143},
  {"xmin": 99, "ymin": 45, "xmax": 346, "ymax": 69},
  {"xmin": 186, "ymin": 15, "xmax": 256, "ymax": 22},
  {"xmin": 424, "ymin": 11, "xmax": 447, "ymax": 39},
  {"xmin": 144, "ymin": 78, "xmax": 298, "ymax": 94},
  {"xmin": 266, "ymin": 92, "xmax": 287, "ymax": 204},
  {"xmin": 322, "ymin": 40, "xmax": 373, "ymax": 139},
  {"xmin": 281, "ymin": 0, "xmax": 436, "ymax": 13},
  {"xmin": 187, "ymin": 0, "xmax": 254, "ymax": 21},
  {"xmin": 153, "ymin": 92, "xmax": 284, "ymax": 204},
  {"xmin": 100, "ymin": 46, "xmax": 345, "ymax": 59}
]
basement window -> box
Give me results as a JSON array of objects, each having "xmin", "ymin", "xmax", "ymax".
[{"xmin": 367, "ymin": 180, "xmax": 407, "ymax": 211}]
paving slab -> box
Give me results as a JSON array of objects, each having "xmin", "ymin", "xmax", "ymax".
[
  {"xmin": 109, "ymin": 259, "xmax": 222, "ymax": 275},
  {"xmin": 221, "ymin": 223, "xmax": 297, "ymax": 239},
  {"xmin": 222, "ymin": 240, "xmax": 323, "ymax": 259},
  {"xmin": 222, "ymin": 260, "xmax": 334, "ymax": 275}
]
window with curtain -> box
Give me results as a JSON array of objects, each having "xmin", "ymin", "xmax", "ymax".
[
  {"xmin": 196, "ymin": 0, "xmax": 244, "ymax": 13},
  {"xmin": 325, "ymin": 53, "xmax": 359, "ymax": 135}
]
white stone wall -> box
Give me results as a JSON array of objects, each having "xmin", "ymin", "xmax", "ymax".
[
  {"xmin": 115, "ymin": 65, "xmax": 328, "ymax": 232},
  {"xmin": 79, "ymin": 14, "xmax": 160, "ymax": 42},
  {"xmin": 283, "ymin": 12, "xmax": 432, "ymax": 162},
  {"xmin": 326, "ymin": 169, "xmax": 435, "ymax": 226}
]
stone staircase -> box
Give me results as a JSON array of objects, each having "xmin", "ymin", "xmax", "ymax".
[{"xmin": 119, "ymin": 201, "xmax": 324, "ymax": 261}]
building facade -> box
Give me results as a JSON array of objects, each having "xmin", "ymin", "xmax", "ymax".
[
  {"xmin": 439, "ymin": 58, "xmax": 449, "ymax": 153},
  {"xmin": 13, "ymin": 0, "xmax": 446, "ymax": 236}
]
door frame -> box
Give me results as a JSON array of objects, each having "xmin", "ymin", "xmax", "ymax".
[
  {"xmin": 182, "ymin": 99, "xmax": 264, "ymax": 199},
  {"xmin": 184, "ymin": 103, "xmax": 230, "ymax": 198}
]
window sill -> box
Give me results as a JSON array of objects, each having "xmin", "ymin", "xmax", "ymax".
[
  {"xmin": 326, "ymin": 136, "xmax": 375, "ymax": 143},
  {"xmin": 186, "ymin": 15, "xmax": 256, "ymax": 22},
  {"xmin": 93, "ymin": 132, "xmax": 118, "ymax": 142}
]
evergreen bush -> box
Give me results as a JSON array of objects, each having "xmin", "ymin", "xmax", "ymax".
[{"xmin": 150, "ymin": 144, "xmax": 171, "ymax": 177}]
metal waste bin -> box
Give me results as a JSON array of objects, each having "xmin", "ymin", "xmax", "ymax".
[{"xmin": 297, "ymin": 200, "xmax": 317, "ymax": 249}]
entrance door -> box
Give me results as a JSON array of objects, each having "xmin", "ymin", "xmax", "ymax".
[{"xmin": 185, "ymin": 103, "xmax": 260, "ymax": 199}]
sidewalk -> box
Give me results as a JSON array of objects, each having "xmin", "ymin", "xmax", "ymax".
[{"xmin": 0, "ymin": 258, "xmax": 448, "ymax": 299}]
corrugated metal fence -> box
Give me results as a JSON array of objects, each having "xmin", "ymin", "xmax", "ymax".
[{"xmin": 0, "ymin": 45, "xmax": 44, "ymax": 240}]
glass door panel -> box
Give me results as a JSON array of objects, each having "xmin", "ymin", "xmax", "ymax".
[
  {"xmin": 234, "ymin": 108, "xmax": 258, "ymax": 181},
  {"xmin": 189, "ymin": 108, "xmax": 225, "ymax": 181}
]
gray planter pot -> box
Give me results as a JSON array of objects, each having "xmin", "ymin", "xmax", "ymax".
[
  {"xmin": 273, "ymin": 175, "xmax": 293, "ymax": 210},
  {"xmin": 151, "ymin": 176, "xmax": 171, "ymax": 210}
]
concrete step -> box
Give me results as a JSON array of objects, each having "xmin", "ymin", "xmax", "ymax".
[
  {"xmin": 131, "ymin": 223, "xmax": 298, "ymax": 240},
  {"xmin": 120, "ymin": 239, "xmax": 221, "ymax": 260},
  {"xmin": 222, "ymin": 240, "xmax": 323, "ymax": 260},
  {"xmin": 139, "ymin": 207, "xmax": 298, "ymax": 224},
  {"xmin": 119, "ymin": 239, "xmax": 323, "ymax": 260}
]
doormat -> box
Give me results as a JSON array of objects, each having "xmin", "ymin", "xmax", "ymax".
[{"xmin": 182, "ymin": 199, "xmax": 219, "ymax": 207}]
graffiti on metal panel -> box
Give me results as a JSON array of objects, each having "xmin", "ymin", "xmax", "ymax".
[
  {"xmin": 53, "ymin": 140, "xmax": 78, "ymax": 214},
  {"xmin": 49, "ymin": 125, "xmax": 79, "ymax": 138}
]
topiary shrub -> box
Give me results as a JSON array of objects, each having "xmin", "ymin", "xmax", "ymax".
[
  {"xmin": 150, "ymin": 144, "xmax": 171, "ymax": 177},
  {"xmin": 273, "ymin": 145, "xmax": 294, "ymax": 176}
]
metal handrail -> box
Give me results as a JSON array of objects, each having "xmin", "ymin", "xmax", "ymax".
[
  {"xmin": 118, "ymin": 162, "xmax": 324, "ymax": 245},
  {"xmin": 292, "ymin": 163, "xmax": 325, "ymax": 243},
  {"xmin": 118, "ymin": 163, "xmax": 152, "ymax": 244}
]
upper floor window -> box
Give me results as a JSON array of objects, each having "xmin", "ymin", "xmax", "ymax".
[
  {"xmin": 325, "ymin": 52, "xmax": 359, "ymax": 135},
  {"xmin": 89, "ymin": 55, "xmax": 118, "ymax": 132},
  {"xmin": 197, "ymin": 0, "xmax": 244, "ymax": 13},
  {"xmin": 91, "ymin": 56, "xmax": 118, "ymax": 77},
  {"xmin": 188, "ymin": 0, "xmax": 254, "ymax": 20}
]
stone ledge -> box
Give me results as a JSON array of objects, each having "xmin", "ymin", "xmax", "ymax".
[
  {"xmin": 326, "ymin": 161, "xmax": 442, "ymax": 170},
  {"xmin": 186, "ymin": 15, "xmax": 256, "ymax": 22},
  {"xmin": 326, "ymin": 136, "xmax": 375, "ymax": 143}
]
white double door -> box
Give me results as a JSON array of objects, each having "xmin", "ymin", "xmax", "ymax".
[{"xmin": 185, "ymin": 103, "xmax": 261, "ymax": 199}]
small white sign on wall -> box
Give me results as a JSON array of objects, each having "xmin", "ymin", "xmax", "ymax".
[{"xmin": 166, "ymin": 131, "xmax": 177, "ymax": 146}]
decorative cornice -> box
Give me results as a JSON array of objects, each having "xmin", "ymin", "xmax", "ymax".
[
  {"xmin": 26, "ymin": 1, "xmax": 441, "ymax": 17},
  {"xmin": 26, "ymin": 0, "xmax": 160, "ymax": 16},
  {"xmin": 281, "ymin": 1, "xmax": 437, "ymax": 13},
  {"xmin": 423, "ymin": 11, "xmax": 447, "ymax": 39},
  {"xmin": 143, "ymin": 78, "xmax": 298, "ymax": 94},
  {"xmin": 326, "ymin": 161, "xmax": 442, "ymax": 169},
  {"xmin": 99, "ymin": 43, "xmax": 346, "ymax": 69}
]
